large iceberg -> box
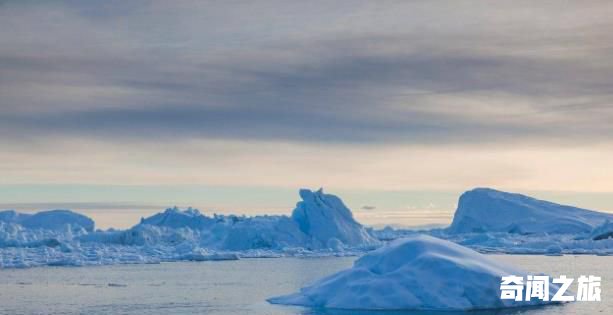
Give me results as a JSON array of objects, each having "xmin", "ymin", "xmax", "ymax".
[
  {"xmin": 375, "ymin": 188, "xmax": 613, "ymax": 255},
  {"xmin": 2, "ymin": 187, "xmax": 612, "ymax": 268},
  {"xmin": 269, "ymin": 234, "xmax": 559, "ymax": 311},
  {"xmin": 0, "ymin": 188, "xmax": 379, "ymax": 268},
  {"xmin": 447, "ymin": 188, "xmax": 612, "ymax": 234},
  {"xmin": 292, "ymin": 188, "xmax": 379, "ymax": 248},
  {"xmin": 122, "ymin": 188, "xmax": 378, "ymax": 251}
]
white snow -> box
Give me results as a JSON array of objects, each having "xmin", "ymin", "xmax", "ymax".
[{"xmin": 269, "ymin": 234, "xmax": 560, "ymax": 311}]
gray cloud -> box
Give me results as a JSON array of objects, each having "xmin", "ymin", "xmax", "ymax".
[{"xmin": 1, "ymin": 0, "xmax": 613, "ymax": 147}]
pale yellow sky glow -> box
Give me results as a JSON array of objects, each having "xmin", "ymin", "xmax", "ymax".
[{"xmin": 1, "ymin": 139, "xmax": 612, "ymax": 192}]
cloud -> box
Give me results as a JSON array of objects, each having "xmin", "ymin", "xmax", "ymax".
[
  {"xmin": 1, "ymin": 1, "xmax": 612, "ymax": 191},
  {"xmin": 1, "ymin": 2, "xmax": 613, "ymax": 146},
  {"xmin": 2, "ymin": 37, "xmax": 612, "ymax": 145}
]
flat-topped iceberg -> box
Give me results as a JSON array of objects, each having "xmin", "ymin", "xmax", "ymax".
[
  {"xmin": 0, "ymin": 209, "xmax": 94, "ymax": 232},
  {"xmin": 374, "ymin": 188, "xmax": 613, "ymax": 255},
  {"xmin": 269, "ymin": 235, "xmax": 559, "ymax": 311},
  {"xmin": 448, "ymin": 188, "xmax": 613, "ymax": 234}
]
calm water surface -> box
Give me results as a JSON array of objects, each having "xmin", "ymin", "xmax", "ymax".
[{"xmin": 0, "ymin": 255, "xmax": 609, "ymax": 315}]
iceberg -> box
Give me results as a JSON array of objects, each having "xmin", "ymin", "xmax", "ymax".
[
  {"xmin": 447, "ymin": 188, "xmax": 612, "ymax": 234},
  {"xmin": 291, "ymin": 188, "xmax": 379, "ymax": 249},
  {"xmin": 0, "ymin": 188, "xmax": 379, "ymax": 268},
  {"xmin": 0, "ymin": 209, "xmax": 94, "ymax": 232},
  {"xmin": 2, "ymin": 187, "xmax": 611, "ymax": 268},
  {"xmin": 125, "ymin": 188, "xmax": 378, "ymax": 251},
  {"xmin": 139, "ymin": 207, "xmax": 217, "ymax": 230},
  {"xmin": 374, "ymin": 188, "xmax": 613, "ymax": 255},
  {"xmin": 269, "ymin": 235, "xmax": 560, "ymax": 311}
]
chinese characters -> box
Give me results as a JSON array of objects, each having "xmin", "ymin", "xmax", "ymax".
[{"xmin": 500, "ymin": 275, "xmax": 601, "ymax": 302}]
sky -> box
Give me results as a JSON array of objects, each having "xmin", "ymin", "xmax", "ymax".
[{"xmin": 1, "ymin": 1, "xmax": 612, "ymax": 228}]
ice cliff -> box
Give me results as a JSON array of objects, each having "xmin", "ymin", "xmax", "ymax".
[
  {"xmin": 292, "ymin": 188, "xmax": 379, "ymax": 248},
  {"xmin": 269, "ymin": 235, "xmax": 559, "ymax": 311},
  {"xmin": 590, "ymin": 220, "xmax": 613, "ymax": 241}
]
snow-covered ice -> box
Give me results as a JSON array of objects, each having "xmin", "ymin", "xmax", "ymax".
[
  {"xmin": 0, "ymin": 188, "xmax": 378, "ymax": 268},
  {"xmin": 0, "ymin": 209, "xmax": 94, "ymax": 232},
  {"xmin": 269, "ymin": 234, "xmax": 560, "ymax": 311},
  {"xmin": 591, "ymin": 220, "xmax": 613, "ymax": 241},
  {"xmin": 292, "ymin": 188, "xmax": 379, "ymax": 248},
  {"xmin": 448, "ymin": 188, "xmax": 612, "ymax": 234},
  {"xmin": 2, "ymin": 187, "xmax": 613, "ymax": 268},
  {"xmin": 376, "ymin": 188, "xmax": 613, "ymax": 255}
]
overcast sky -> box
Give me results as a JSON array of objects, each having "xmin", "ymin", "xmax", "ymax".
[{"xmin": 1, "ymin": 0, "xmax": 612, "ymax": 208}]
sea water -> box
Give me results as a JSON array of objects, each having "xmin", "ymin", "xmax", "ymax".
[{"xmin": 0, "ymin": 255, "xmax": 609, "ymax": 315}]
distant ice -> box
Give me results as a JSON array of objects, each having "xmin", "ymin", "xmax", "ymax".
[
  {"xmin": 376, "ymin": 188, "xmax": 613, "ymax": 255},
  {"xmin": 0, "ymin": 189, "xmax": 378, "ymax": 268},
  {"xmin": 0, "ymin": 209, "xmax": 94, "ymax": 232},
  {"xmin": 447, "ymin": 188, "xmax": 613, "ymax": 234},
  {"xmin": 2, "ymin": 187, "xmax": 612, "ymax": 269}
]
